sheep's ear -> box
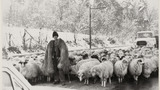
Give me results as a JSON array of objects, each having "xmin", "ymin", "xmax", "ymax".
[
  {"xmin": 101, "ymin": 57, "xmax": 107, "ymax": 61},
  {"xmin": 19, "ymin": 62, "xmax": 22, "ymax": 64},
  {"xmin": 24, "ymin": 62, "xmax": 28, "ymax": 65},
  {"xmin": 13, "ymin": 64, "xmax": 16, "ymax": 66},
  {"xmin": 137, "ymin": 59, "xmax": 142, "ymax": 62},
  {"xmin": 122, "ymin": 60, "xmax": 127, "ymax": 63}
]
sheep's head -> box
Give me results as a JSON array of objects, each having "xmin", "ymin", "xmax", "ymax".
[
  {"xmin": 122, "ymin": 59, "xmax": 128, "ymax": 67},
  {"xmin": 100, "ymin": 57, "xmax": 107, "ymax": 62},
  {"xmin": 77, "ymin": 71, "xmax": 84, "ymax": 82},
  {"xmin": 124, "ymin": 50, "xmax": 130, "ymax": 56},
  {"xmin": 143, "ymin": 62, "xmax": 152, "ymax": 78},
  {"xmin": 109, "ymin": 53, "xmax": 116, "ymax": 59},
  {"xmin": 137, "ymin": 58, "xmax": 144, "ymax": 65},
  {"xmin": 19, "ymin": 59, "xmax": 28, "ymax": 67},
  {"xmin": 118, "ymin": 50, "xmax": 124, "ymax": 58},
  {"xmin": 90, "ymin": 67, "xmax": 97, "ymax": 77},
  {"xmin": 124, "ymin": 55, "xmax": 133, "ymax": 63}
]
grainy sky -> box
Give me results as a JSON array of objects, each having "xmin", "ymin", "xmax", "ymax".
[
  {"xmin": 117, "ymin": 0, "xmax": 159, "ymax": 9},
  {"xmin": 2, "ymin": 0, "xmax": 159, "ymax": 15}
]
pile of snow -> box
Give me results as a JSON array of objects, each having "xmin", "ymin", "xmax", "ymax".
[{"xmin": 2, "ymin": 26, "xmax": 130, "ymax": 57}]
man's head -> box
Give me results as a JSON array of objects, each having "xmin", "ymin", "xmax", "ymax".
[{"xmin": 52, "ymin": 31, "xmax": 59, "ymax": 40}]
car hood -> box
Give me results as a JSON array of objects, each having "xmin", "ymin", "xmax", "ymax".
[{"xmin": 32, "ymin": 86, "xmax": 77, "ymax": 90}]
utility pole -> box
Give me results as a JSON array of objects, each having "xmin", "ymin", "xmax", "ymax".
[{"xmin": 89, "ymin": 6, "xmax": 92, "ymax": 49}]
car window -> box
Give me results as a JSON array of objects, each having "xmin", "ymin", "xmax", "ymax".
[
  {"xmin": 138, "ymin": 33, "xmax": 153, "ymax": 38},
  {"xmin": 2, "ymin": 71, "xmax": 14, "ymax": 90},
  {"xmin": 13, "ymin": 78, "xmax": 24, "ymax": 90}
]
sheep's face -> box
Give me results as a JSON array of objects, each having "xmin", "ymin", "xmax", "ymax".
[
  {"xmin": 125, "ymin": 51, "xmax": 130, "ymax": 56},
  {"xmin": 77, "ymin": 71, "xmax": 84, "ymax": 82},
  {"xmin": 118, "ymin": 50, "xmax": 124, "ymax": 57},
  {"xmin": 137, "ymin": 59, "xmax": 144, "ymax": 65},
  {"xmin": 143, "ymin": 63, "xmax": 151, "ymax": 78},
  {"xmin": 101, "ymin": 57, "xmax": 107, "ymax": 62},
  {"xmin": 143, "ymin": 73, "xmax": 151, "ymax": 78},
  {"xmin": 19, "ymin": 61, "xmax": 28, "ymax": 67},
  {"xmin": 122, "ymin": 59, "xmax": 128, "ymax": 67},
  {"xmin": 124, "ymin": 56, "xmax": 132, "ymax": 63},
  {"xmin": 143, "ymin": 68, "xmax": 151, "ymax": 78},
  {"xmin": 110, "ymin": 53, "xmax": 116, "ymax": 59},
  {"xmin": 30, "ymin": 55, "xmax": 38, "ymax": 60},
  {"xmin": 91, "ymin": 68, "xmax": 97, "ymax": 77},
  {"xmin": 153, "ymin": 50, "xmax": 158, "ymax": 56}
]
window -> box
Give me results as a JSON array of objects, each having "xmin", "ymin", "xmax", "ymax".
[
  {"xmin": 2, "ymin": 71, "xmax": 14, "ymax": 90},
  {"xmin": 13, "ymin": 78, "xmax": 24, "ymax": 90},
  {"xmin": 137, "ymin": 33, "xmax": 153, "ymax": 38}
]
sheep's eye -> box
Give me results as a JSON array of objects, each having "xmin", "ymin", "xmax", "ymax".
[
  {"xmin": 19, "ymin": 62, "xmax": 22, "ymax": 64},
  {"xmin": 24, "ymin": 62, "xmax": 28, "ymax": 65},
  {"xmin": 138, "ymin": 60, "xmax": 142, "ymax": 62}
]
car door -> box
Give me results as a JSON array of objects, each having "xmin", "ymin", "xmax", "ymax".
[{"xmin": 2, "ymin": 67, "xmax": 30, "ymax": 90}]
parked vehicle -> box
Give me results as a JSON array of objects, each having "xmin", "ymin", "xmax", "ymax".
[
  {"xmin": 135, "ymin": 31, "xmax": 158, "ymax": 48},
  {"xmin": 2, "ymin": 61, "xmax": 76, "ymax": 90}
]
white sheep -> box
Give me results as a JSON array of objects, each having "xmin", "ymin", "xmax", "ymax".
[
  {"xmin": 143, "ymin": 55, "xmax": 158, "ymax": 78},
  {"xmin": 9, "ymin": 57, "xmax": 21, "ymax": 71},
  {"xmin": 109, "ymin": 53, "xmax": 119, "ymax": 64},
  {"xmin": 91, "ymin": 60, "xmax": 113, "ymax": 87},
  {"xmin": 19, "ymin": 59, "xmax": 42, "ymax": 84},
  {"xmin": 70, "ymin": 58, "xmax": 98, "ymax": 74},
  {"xmin": 77, "ymin": 60, "xmax": 100, "ymax": 85},
  {"xmin": 12, "ymin": 61, "xmax": 20, "ymax": 71},
  {"xmin": 114, "ymin": 58, "xmax": 129, "ymax": 83},
  {"xmin": 129, "ymin": 58, "xmax": 144, "ymax": 81},
  {"xmin": 29, "ymin": 55, "xmax": 45, "ymax": 82}
]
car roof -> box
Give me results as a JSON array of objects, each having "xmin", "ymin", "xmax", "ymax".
[
  {"xmin": 137, "ymin": 31, "xmax": 154, "ymax": 33},
  {"xmin": 2, "ymin": 60, "xmax": 32, "ymax": 89}
]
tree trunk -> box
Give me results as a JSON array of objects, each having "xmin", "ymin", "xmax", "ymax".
[
  {"xmin": 74, "ymin": 33, "xmax": 77, "ymax": 45},
  {"xmin": 23, "ymin": 30, "xmax": 27, "ymax": 50},
  {"xmin": 8, "ymin": 33, "xmax": 12, "ymax": 47}
]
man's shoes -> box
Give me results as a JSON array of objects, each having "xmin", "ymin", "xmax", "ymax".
[{"xmin": 53, "ymin": 80, "xmax": 60, "ymax": 84}]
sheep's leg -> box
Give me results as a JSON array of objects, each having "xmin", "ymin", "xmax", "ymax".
[
  {"xmin": 118, "ymin": 78, "xmax": 120, "ymax": 83},
  {"xmin": 47, "ymin": 77, "xmax": 49, "ymax": 82},
  {"xmin": 39, "ymin": 76, "xmax": 41, "ymax": 82},
  {"xmin": 47, "ymin": 77, "xmax": 51, "ymax": 82},
  {"xmin": 109, "ymin": 78, "xmax": 111, "ymax": 84},
  {"xmin": 133, "ymin": 76, "xmax": 138, "ymax": 81},
  {"xmin": 93, "ymin": 77, "xmax": 97, "ymax": 84},
  {"xmin": 104, "ymin": 79, "xmax": 106, "ymax": 87},
  {"xmin": 67, "ymin": 73, "xmax": 71, "ymax": 83},
  {"xmin": 120, "ymin": 78, "xmax": 122, "ymax": 83},
  {"xmin": 35, "ymin": 78, "xmax": 37, "ymax": 83},
  {"xmin": 41, "ymin": 76, "xmax": 44, "ymax": 82},
  {"xmin": 86, "ymin": 79, "xmax": 89, "ymax": 85},
  {"xmin": 101, "ymin": 79, "xmax": 104, "ymax": 86},
  {"xmin": 32, "ymin": 78, "xmax": 34, "ymax": 83},
  {"xmin": 84, "ymin": 79, "xmax": 86, "ymax": 84}
]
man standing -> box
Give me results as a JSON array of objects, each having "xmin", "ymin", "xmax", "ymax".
[{"xmin": 52, "ymin": 31, "xmax": 66, "ymax": 86}]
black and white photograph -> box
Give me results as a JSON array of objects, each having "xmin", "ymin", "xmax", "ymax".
[{"xmin": 1, "ymin": 0, "xmax": 159, "ymax": 90}]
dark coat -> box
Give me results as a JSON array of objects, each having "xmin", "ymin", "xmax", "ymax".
[
  {"xmin": 55, "ymin": 38, "xmax": 70, "ymax": 73},
  {"xmin": 42, "ymin": 40, "xmax": 56, "ymax": 76}
]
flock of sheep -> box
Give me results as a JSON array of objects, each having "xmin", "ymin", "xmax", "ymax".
[{"xmin": 7, "ymin": 46, "xmax": 158, "ymax": 87}]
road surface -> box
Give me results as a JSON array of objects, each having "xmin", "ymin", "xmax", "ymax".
[{"xmin": 35, "ymin": 73, "xmax": 158, "ymax": 90}]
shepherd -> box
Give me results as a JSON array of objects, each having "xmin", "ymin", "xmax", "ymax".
[{"xmin": 52, "ymin": 31, "xmax": 70, "ymax": 86}]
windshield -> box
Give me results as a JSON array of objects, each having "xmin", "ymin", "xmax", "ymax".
[{"xmin": 137, "ymin": 32, "xmax": 153, "ymax": 38}]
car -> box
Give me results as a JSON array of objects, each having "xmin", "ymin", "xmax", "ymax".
[
  {"xmin": 2, "ymin": 60, "xmax": 76, "ymax": 90},
  {"xmin": 134, "ymin": 31, "xmax": 157, "ymax": 48}
]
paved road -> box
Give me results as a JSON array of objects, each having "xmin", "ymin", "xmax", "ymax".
[{"xmin": 35, "ymin": 74, "xmax": 158, "ymax": 90}]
